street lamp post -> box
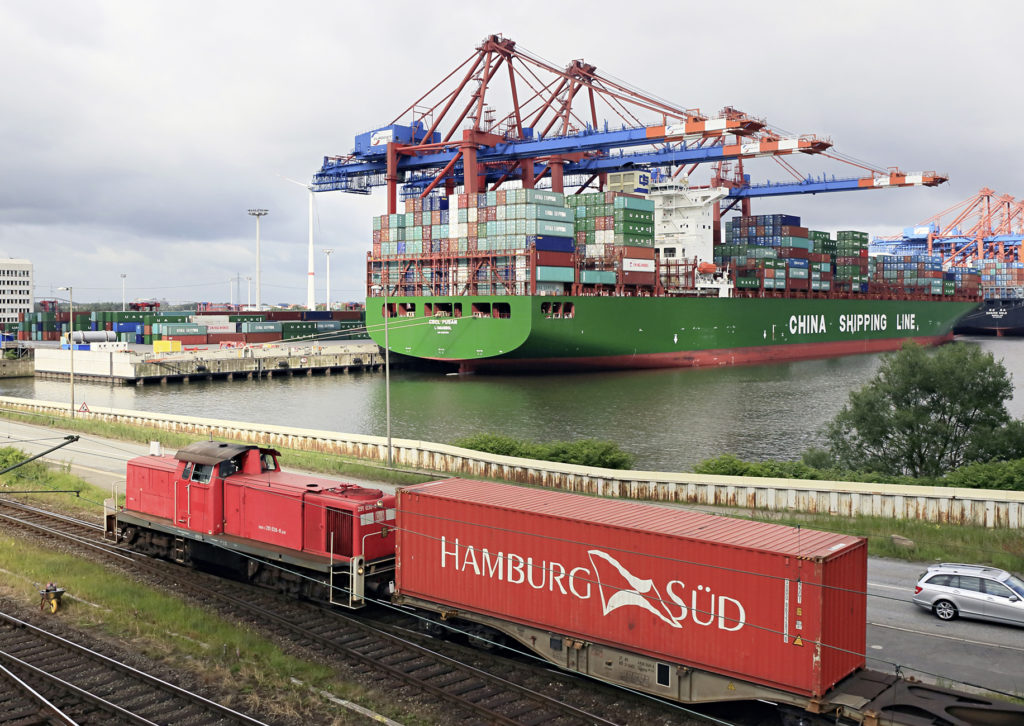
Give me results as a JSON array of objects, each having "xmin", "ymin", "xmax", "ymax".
[
  {"xmin": 247, "ymin": 208, "xmax": 268, "ymax": 310},
  {"xmin": 246, "ymin": 276, "xmax": 252, "ymax": 308},
  {"xmin": 58, "ymin": 286, "xmax": 74, "ymax": 418},
  {"xmin": 371, "ymin": 282, "xmax": 392, "ymax": 467},
  {"xmin": 120, "ymin": 273, "xmax": 126, "ymax": 312},
  {"xmin": 323, "ymin": 248, "xmax": 334, "ymax": 311}
]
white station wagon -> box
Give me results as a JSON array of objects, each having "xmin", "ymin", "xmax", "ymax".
[{"xmin": 913, "ymin": 563, "xmax": 1024, "ymax": 626}]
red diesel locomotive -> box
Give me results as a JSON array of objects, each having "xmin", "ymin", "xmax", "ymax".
[
  {"xmin": 108, "ymin": 441, "xmax": 396, "ymax": 607},
  {"xmin": 106, "ymin": 442, "xmax": 1022, "ymax": 726}
]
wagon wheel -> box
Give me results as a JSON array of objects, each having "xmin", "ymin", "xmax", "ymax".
[{"xmin": 48, "ymin": 596, "xmax": 60, "ymax": 614}]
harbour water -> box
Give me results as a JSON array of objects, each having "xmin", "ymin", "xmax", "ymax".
[{"xmin": 2, "ymin": 336, "xmax": 1020, "ymax": 473}]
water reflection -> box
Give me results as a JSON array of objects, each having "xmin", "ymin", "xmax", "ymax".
[{"xmin": 2, "ymin": 337, "xmax": 1019, "ymax": 472}]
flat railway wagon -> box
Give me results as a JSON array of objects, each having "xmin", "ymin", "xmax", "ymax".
[
  {"xmin": 393, "ymin": 479, "xmax": 1024, "ymax": 726},
  {"xmin": 107, "ymin": 441, "xmax": 396, "ymax": 607},
  {"xmin": 106, "ymin": 444, "xmax": 1024, "ymax": 725}
]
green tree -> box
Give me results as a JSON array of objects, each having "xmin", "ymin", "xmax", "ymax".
[{"xmin": 825, "ymin": 343, "xmax": 1014, "ymax": 478}]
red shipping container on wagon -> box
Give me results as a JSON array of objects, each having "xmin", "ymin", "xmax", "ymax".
[{"xmin": 395, "ymin": 480, "xmax": 866, "ymax": 698}]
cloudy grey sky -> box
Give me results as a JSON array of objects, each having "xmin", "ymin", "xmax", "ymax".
[{"xmin": 2, "ymin": 1, "xmax": 1019, "ymax": 304}]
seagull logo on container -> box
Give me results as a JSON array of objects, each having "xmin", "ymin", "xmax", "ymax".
[
  {"xmin": 588, "ymin": 550, "xmax": 746, "ymax": 632},
  {"xmin": 439, "ymin": 537, "xmax": 746, "ymax": 632}
]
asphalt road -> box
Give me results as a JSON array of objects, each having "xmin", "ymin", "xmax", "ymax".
[{"xmin": 1, "ymin": 418, "xmax": 1021, "ymax": 697}]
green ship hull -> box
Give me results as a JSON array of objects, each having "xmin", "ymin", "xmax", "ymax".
[{"xmin": 366, "ymin": 295, "xmax": 979, "ymax": 373}]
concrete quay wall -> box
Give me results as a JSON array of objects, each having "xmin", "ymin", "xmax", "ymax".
[
  {"xmin": 2, "ymin": 395, "xmax": 1020, "ymax": 528},
  {"xmin": 33, "ymin": 342, "xmax": 383, "ymax": 384}
]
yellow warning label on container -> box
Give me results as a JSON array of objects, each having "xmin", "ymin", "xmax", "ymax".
[{"xmin": 793, "ymin": 636, "xmax": 804, "ymax": 647}]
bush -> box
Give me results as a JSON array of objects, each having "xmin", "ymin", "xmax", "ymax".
[
  {"xmin": 938, "ymin": 459, "xmax": 1024, "ymax": 491},
  {"xmin": 825, "ymin": 343, "xmax": 1014, "ymax": 477},
  {"xmin": 452, "ymin": 433, "xmax": 635, "ymax": 470}
]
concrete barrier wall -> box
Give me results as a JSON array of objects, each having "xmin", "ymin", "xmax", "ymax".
[
  {"xmin": 35, "ymin": 349, "xmax": 137, "ymax": 378},
  {"xmin": 0, "ymin": 357, "xmax": 34, "ymax": 379},
  {"xmin": 2, "ymin": 395, "xmax": 1021, "ymax": 528}
]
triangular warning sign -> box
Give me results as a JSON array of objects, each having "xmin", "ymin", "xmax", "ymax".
[
  {"xmin": 78, "ymin": 403, "xmax": 90, "ymax": 413},
  {"xmin": 793, "ymin": 636, "xmax": 804, "ymax": 647}
]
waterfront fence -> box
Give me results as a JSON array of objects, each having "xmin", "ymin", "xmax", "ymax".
[{"xmin": 1, "ymin": 395, "xmax": 1020, "ymax": 528}]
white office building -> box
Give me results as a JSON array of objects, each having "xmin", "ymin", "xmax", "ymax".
[{"xmin": 0, "ymin": 259, "xmax": 33, "ymax": 324}]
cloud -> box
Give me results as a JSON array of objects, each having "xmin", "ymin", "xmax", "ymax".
[{"xmin": 1, "ymin": 1, "xmax": 1020, "ymax": 303}]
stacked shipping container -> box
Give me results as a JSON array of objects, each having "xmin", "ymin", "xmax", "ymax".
[
  {"xmin": 371, "ymin": 190, "xmax": 658, "ymax": 296},
  {"xmin": 720, "ymin": 216, "xmax": 979, "ymax": 297},
  {"xmin": 976, "ymin": 259, "xmax": 1024, "ymax": 300},
  {"xmin": 869, "ymin": 256, "xmax": 980, "ymax": 296},
  {"xmin": 720, "ymin": 215, "xmax": 835, "ymax": 293},
  {"xmin": 21, "ymin": 309, "xmax": 367, "ymax": 347}
]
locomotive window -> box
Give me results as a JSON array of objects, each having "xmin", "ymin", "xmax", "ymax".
[
  {"xmin": 219, "ymin": 457, "xmax": 241, "ymax": 478},
  {"xmin": 260, "ymin": 453, "xmax": 277, "ymax": 472},
  {"xmin": 181, "ymin": 462, "xmax": 193, "ymax": 480},
  {"xmin": 656, "ymin": 662, "xmax": 671, "ymax": 687},
  {"xmin": 191, "ymin": 463, "xmax": 213, "ymax": 484}
]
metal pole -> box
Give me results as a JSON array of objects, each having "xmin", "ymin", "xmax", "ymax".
[
  {"xmin": 120, "ymin": 273, "xmax": 126, "ymax": 312},
  {"xmin": 248, "ymin": 209, "xmax": 268, "ymax": 310},
  {"xmin": 59, "ymin": 286, "xmax": 74, "ymax": 418},
  {"xmin": 246, "ymin": 276, "xmax": 252, "ymax": 308},
  {"xmin": 307, "ymin": 188, "xmax": 315, "ymax": 310},
  {"xmin": 323, "ymin": 248, "xmax": 334, "ymax": 311},
  {"xmin": 383, "ymin": 283, "xmax": 392, "ymax": 467}
]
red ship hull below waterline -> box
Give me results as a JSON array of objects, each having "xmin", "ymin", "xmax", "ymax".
[{"xmin": 449, "ymin": 333, "xmax": 956, "ymax": 374}]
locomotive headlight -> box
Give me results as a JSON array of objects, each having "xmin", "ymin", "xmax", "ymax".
[{"xmin": 358, "ymin": 566, "xmax": 364, "ymax": 575}]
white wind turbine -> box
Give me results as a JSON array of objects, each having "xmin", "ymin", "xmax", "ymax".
[{"xmin": 281, "ymin": 175, "xmax": 316, "ymax": 310}]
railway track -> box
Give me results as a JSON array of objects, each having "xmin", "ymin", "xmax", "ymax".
[
  {"xmin": 0, "ymin": 498, "xmax": 707, "ymax": 726},
  {"xmin": 0, "ymin": 611, "xmax": 266, "ymax": 726}
]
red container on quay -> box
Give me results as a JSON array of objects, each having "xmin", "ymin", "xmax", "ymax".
[
  {"xmin": 164, "ymin": 334, "xmax": 208, "ymax": 345},
  {"xmin": 243, "ymin": 332, "xmax": 279, "ymax": 344},
  {"xmin": 208, "ymin": 333, "xmax": 246, "ymax": 344},
  {"xmin": 395, "ymin": 480, "xmax": 866, "ymax": 698}
]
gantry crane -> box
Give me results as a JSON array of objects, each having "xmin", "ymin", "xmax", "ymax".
[
  {"xmin": 872, "ymin": 188, "xmax": 1024, "ymax": 266},
  {"xmin": 313, "ymin": 34, "xmax": 945, "ymax": 223}
]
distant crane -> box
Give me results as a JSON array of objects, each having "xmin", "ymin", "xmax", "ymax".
[{"xmin": 872, "ymin": 188, "xmax": 1024, "ymax": 266}]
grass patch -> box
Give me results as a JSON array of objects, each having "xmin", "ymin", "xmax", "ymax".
[
  {"xmin": 0, "ymin": 533, "xmax": 431, "ymax": 725},
  {"xmin": 742, "ymin": 511, "xmax": 1024, "ymax": 571},
  {"xmin": 0, "ymin": 445, "xmax": 114, "ymax": 520}
]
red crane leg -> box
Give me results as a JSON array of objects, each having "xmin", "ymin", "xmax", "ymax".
[{"xmin": 550, "ymin": 157, "xmax": 565, "ymax": 194}]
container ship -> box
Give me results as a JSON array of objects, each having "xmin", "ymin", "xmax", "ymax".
[
  {"xmin": 953, "ymin": 259, "xmax": 1024, "ymax": 336},
  {"xmin": 365, "ymin": 178, "xmax": 980, "ymax": 373},
  {"xmin": 308, "ymin": 36, "xmax": 980, "ymax": 373}
]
